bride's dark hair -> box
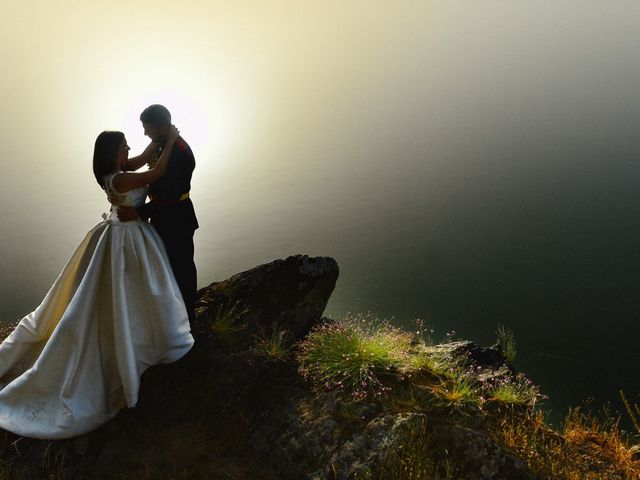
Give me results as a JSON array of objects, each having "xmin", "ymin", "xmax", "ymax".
[{"xmin": 93, "ymin": 131, "xmax": 124, "ymax": 189}]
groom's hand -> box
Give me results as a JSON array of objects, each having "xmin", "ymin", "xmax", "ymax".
[{"xmin": 117, "ymin": 206, "xmax": 139, "ymax": 222}]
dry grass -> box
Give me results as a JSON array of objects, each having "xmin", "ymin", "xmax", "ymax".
[
  {"xmin": 620, "ymin": 390, "xmax": 640, "ymax": 437},
  {"xmin": 486, "ymin": 406, "xmax": 640, "ymax": 479},
  {"xmin": 562, "ymin": 407, "xmax": 640, "ymax": 479}
]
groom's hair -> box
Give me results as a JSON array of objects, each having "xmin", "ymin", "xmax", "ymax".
[
  {"xmin": 93, "ymin": 131, "xmax": 124, "ymax": 189},
  {"xmin": 140, "ymin": 104, "xmax": 171, "ymax": 125}
]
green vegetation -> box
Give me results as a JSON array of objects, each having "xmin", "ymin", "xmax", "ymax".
[
  {"xmin": 487, "ymin": 373, "xmax": 541, "ymax": 407},
  {"xmin": 495, "ymin": 323, "xmax": 517, "ymax": 364},
  {"xmin": 297, "ymin": 312, "xmax": 640, "ymax": 479},
  {"xmin": 430, "ymin": 375, "xmax": 481, "ymax": 412},
  {"xmin": 252, "ymin": 324, "xmax": 292, "ymax": 361},
  {"xmin": 296, "ymin": 312, "xmax": 413, "ymax": 399},
  {"xmin": 404, "ymin": 349, "xmax": 452, "ymax": 379},
  {"xmin": 2, "ymin": 310, "xmax": 637, "ymax": 479},
  {"xmin": 207, "ymin": 300, "xmax": 250, "ymax": 352}
]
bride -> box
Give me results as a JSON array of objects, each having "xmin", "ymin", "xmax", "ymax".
[{"xmin": 0, "ymin": 126, "xmax": 194, "ymax": 439}]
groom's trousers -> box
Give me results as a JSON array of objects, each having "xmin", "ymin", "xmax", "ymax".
[
  {"xmin": 147, "ymin": 198, "xmax": 199, "ymax": 326},
  {"xmin": 154, "ymin": 224, "xmax": 198, "ymax": 326}
]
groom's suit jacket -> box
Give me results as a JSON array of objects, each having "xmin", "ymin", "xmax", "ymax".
[
  {"xmin": 137, "ymin": 136, "xmax": 199, "ymax": 231},
  {"xmin": 137, "ymin": 136, "xmax": 199, "ymax": 324}
]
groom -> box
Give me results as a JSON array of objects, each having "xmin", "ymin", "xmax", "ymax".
[{"xmin": 119, "ymin": 104, "xmax": 199, "ymax": 325}]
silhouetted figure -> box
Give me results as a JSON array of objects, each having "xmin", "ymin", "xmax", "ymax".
[{"xmin": 121, "ymin": 105, "xmax": 199, "ymax": 325}]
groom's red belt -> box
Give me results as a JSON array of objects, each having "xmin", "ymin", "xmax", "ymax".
[{"xmin": 149, "ymin": 192, "xmax": 190, "ymax": 207}]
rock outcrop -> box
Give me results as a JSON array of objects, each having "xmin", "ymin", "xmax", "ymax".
[
  {"xmin": 0, "ymin": 254, "xmax": 541, "ymax": 480},
  {"xmin": 195, "ymin": 255, "xmax": 339, "ymax": 338}
]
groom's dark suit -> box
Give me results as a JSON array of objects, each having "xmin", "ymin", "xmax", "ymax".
[{"xmin": 137, "ymin": 137, "xmax": 199, "ymax": 325}]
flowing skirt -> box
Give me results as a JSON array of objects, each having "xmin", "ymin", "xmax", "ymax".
[{"xmin": 0, "ymin": 220, "xmax": 194, "ymax": 439}]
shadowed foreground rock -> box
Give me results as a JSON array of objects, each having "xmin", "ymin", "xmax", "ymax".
[
  {"xmin": 195, "ymin": 254, "xmax": 339, "ymax": 339},
  {"xmin": 0, "ymin": 254, "xmax": 540, "ymax": 479}
]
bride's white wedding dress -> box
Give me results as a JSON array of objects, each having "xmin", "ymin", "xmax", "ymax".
[{"xmin": 0, "ymin": 173, "xmax": 194, "ymax": 439}]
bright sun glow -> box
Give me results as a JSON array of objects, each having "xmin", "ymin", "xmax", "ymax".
[
  {"xmin": 96, "ymin": 66, "xmax": 241, "ymax": 172},
  {"xmin": 121, "ymin": 89, "xmax": 211, "ymax": 153}
]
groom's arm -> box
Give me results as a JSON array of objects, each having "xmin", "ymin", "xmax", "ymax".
[
  {"xmin": 116, "ymin": 202, "xmax": 156, "ymax": 222},
  {"xmin": 136, "ymin": 201, "xmax": 158, "ymax": 222}
]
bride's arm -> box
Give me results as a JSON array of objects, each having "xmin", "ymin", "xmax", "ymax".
[
  {"xmin": 124, "ymin": 142, "xmax": 159, "ymax": 171},
  {"xmin": 112, "ymin": 126, "xmax": 179, "ymax": 193}
]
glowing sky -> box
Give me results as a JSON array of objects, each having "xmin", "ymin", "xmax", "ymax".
[
  {"xmin": 3, "ymin": 1, "xmax": 639, "ymax": 185},
  {"xmin": 2, "ymin": 0, "xmax": 640, "ymax": 317},
  {"xmin": 4, "ymin": 1, "xmax": 640, "ymax": 413}
]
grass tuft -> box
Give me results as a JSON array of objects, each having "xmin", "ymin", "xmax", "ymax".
[
  {"xmin": 430, "ymin": 374, "xmax": 481, "ymax": 413},
  {"xmin": 495, "ymin": 324, "xmax": 517, "ymax": 364},
  {"xmin": 296, "ymin": 312, "xmax": 413, "ymax": 399},
  {"xmin": 487, "ymin": 373, "xmax": 542, "ymax": 408},
  {"xmin": 405, "ymin": 351, "xmax": 452, "ymax": 379},
  {"xmin": 208, "ymin": 300, "xmax": 250, "ymax": 352},
  {"xmin": 253, "ymin": 325, "xmax": 291, "ymax": 361}
]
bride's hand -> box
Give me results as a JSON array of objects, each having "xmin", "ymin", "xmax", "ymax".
[{"xmin": 166, "ymin": 124, "xmax": 180, "ymax": 142}]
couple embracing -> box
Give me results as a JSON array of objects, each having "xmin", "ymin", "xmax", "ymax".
[{"xmin": 0, "ymin": 104, "xmax": 198, "ymax": 439}]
